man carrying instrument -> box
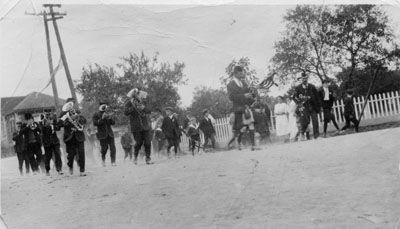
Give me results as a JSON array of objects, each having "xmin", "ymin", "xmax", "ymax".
[
  {"xmin": 93, "ymin": 101, "xmax": 116, "ymax": 167},
  {"xmin": 124, "ymin": 88, "xmax": 154, "ymax": 165},
  {"xmin": 59, "ymin": 98, "xmax": 87, "ymax": 176},
  {"xmin": 20, "ymin": 113, "xmax": 44, "ymax": 174},
  {"xmin": 39, "ymin": 112, "xmax": 63, "ymax": 176},
  {"xmin": 226, "ymin": 66, "xmax": 258, "ymax": 150}
]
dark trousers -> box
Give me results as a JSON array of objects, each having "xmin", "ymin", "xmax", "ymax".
[
  {"xmin": 132, "ymin": 131, "xmax": 151, "ymax": 160},
  {"xmin": 167, "ymin": 138, "xmax": 180, "ymax": 155},
  {"xmin": 203, "ymin": 133, "xmax": 216, "ymax": 149},
  {"xmin": 341, "ymin": 115, "xmax": 359, "ymax": 132},
  {"xmin": 99, "ymin": 136, "xmax": 116, "ymax": 163},
  {"xmin": 238, "ymin": 129, "xmax": 255, "ymax": 146},
  {"xmin": 66, "ymin": 138, "xmax": 85, "ymax": 172},
  {"xmin": 26, "ymin": 142, "xmax": 44, "ymax": 172},
  {"xmin": 44, "ymin": 144, "xmax": 62, "ymax": 172},
  {"xmin": 300, "ymin": 109, "xmax": 320, "ymax": 138},
  {"xmin": 323, "ymin": 109, "xmax": 339, "ymax": 133},
  {"xmin": 123, "ymin": 147, "xmax": 132, "ymax": 160},
  {"xmin": 16, "ymin": 153, "xmax": 30, "ymax": 174},
  {"xmin": 190, "ymin": 135, "xmax": 200, "ymax": 153}
]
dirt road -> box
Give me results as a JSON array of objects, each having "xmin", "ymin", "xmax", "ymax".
[{"xmin": 1, "ymin": 127, "xmax": 400, "ymax": 228}]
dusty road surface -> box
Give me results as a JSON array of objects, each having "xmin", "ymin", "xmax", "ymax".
[{"xmin": 1, "ymin": 127, "xmax": 400, "ymax": 229}]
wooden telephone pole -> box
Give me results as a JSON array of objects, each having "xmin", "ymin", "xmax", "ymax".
[{"xmin": 43, "ymin": 4, "xmax": 79, "ymax": 109}]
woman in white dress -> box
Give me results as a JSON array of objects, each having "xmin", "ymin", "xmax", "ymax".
[
  {"xmin": 274, "ymin": 96, "xmax": 289, "ymax": 140},
  {"xmin": 286, "ymin": 97, "xmax": 298, "ymax": 141}
]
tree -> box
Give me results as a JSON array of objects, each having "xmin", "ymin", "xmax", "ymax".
[
  {"xmin": 271, "ymin": 5, "xmax": 336, "ymax": 84},
  {"xmin": 329, "ymin": 5, "xmax": 398, "ymax": 87},
  {"xmin": 188, "ymin": 86, "xmax": 232, "ymax": 120},
  {"xmin": 117, "ymin": 52, "xmax": 187, "ymax": 110},
  {"xmin": 75, "ymin": 52, "xmax": 187, "ymax": 125},
  {"xmin": 337, "ymin": 68, "xmax": 400, "ymax": 97}
]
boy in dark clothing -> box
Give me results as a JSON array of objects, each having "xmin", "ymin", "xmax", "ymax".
[
  {"xmin": 12, "ymin": 121, "xmax": 30, "ymax": 175},
  {"xmin": 153, "ymin": 117, "xmax": 166, "ymax": 158},
  {"xmin": 39, "ymin": 112, "xmax": 63, "ymax": 176},
  {"xmin": 199, "ymin": 109, "xmax": 216, "ymax": 151},
  {"xmin": 20, "ymin": 113, "xmax": 44, "ymax": 174},
  {"xmin": 120, "ymin": 128, "xmax": 133, "ymax": 161},
  {"xmin": 341, "ymin": 90, "xmax": 359, "ymax": 132},
  {"xmin": 161, "ymin": 107, "xmax": 181, "ymax": 158},
  {"xmin": 186, "ymin": 117, "xmax": 201, "ymax": 155}
]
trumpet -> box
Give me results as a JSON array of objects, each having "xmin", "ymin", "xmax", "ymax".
[
  {"xmin": 61, "ymin": 101, "xmax": 84, "ymax": 131},
  {"xmin": 100, "ymin": 104, "xmax": 114, "ymax": 119}
]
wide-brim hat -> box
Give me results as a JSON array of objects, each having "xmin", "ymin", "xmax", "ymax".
[{"xmin": 164, "ymin": 106, "xmax": 173, "ymax": 112}]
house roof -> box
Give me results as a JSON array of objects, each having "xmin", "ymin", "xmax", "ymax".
[
  {"xmin": 1, "ymin": 96, "xmax": 26, "ymax": 116},
  {"xmin": 12, "ymin": 92, "xmax": 66, "ymax": 113}
]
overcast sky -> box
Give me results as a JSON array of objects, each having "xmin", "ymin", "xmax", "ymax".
[{"xmin": 1, "ymin": 0, "xmax": 400, "ymax": 107}]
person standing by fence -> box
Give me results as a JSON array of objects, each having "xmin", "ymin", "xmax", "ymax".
[
  {"xmin": 341, "ymin": 90, "xmax": 359, "ymax": 132},
  {"xmin": 319, "ymin": 79, "xmax": 341, "ymax": 137},
  {"xmin": 199, "ymin": 109, "xmax": 216, "ymax": 152}
]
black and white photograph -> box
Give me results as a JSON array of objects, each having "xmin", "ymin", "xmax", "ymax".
[{"xmin": 1, "ymin": 0, "xmax": 400, "ymax": 228}]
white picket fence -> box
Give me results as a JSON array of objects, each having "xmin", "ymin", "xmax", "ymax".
[{"xmin": 180, "ymin": 90, "xmax": 400, "ymax": 146}]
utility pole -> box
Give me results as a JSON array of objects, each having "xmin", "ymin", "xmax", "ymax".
[
  {"xmin": 43, "ymin": 12, "xmax": 60, "ymax": 112},
  {"xmin": 43, "ymin": 4, "xmax": 79, "ymax": 109}
]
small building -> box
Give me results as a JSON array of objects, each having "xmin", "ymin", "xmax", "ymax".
[{"xmin": 1, "ymin": 92, "xmax": 65, "ymax": 157}]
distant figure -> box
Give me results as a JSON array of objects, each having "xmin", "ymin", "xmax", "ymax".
[
  {"xmin": 186, "ymin": 117, "xmax": 201, "ymax": 155},
  {"xmin": 287, "ymin": 96, "xmax": 298, "ymax": 141},
  {"xmin": 199, "ymin": 109, "xmax": 216, "ymax": 151},
  {"xmin": 319, "ymin": 79, "xmax": 341, "ymax": 137},
  {"xmin": 120, "ymin": 127, "xmax": 133, "ymax": 161},
  {"xmin": 237, "ymin": 105, "xmax": 257, "ymax": 150},
  {"xmin": 153, "ymin": 116, "xmax": 166, "ymax": 158},
  {"xmin": 12, "ymin": 121, "xmax": 30, "ymax": 175},
  {"xmin": 93, "ymin": 101, "xmax": 116, "ymax": 167},
  {"xmin": 20, "ymin": 112, "xmax": 44, "ymax": 174},
  {"xmin": 274, "ymin": 96, "xmax": 289, "ymax": 141},
  {"xmin": 294, "ymin": 73, "xmax": 321, "ymax": 139},
  {"xmin": 161, "ymin": 107, "xmax": 181, "ymax": 158},
  {"xmin": 39, "ymin": 112, "xmax": 63, "ymax": 176},
  {"xmin": 341, "ymin": 90, "xmax": 359, "ymax": 132}
]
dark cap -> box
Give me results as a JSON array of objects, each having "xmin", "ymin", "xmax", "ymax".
[
  {"xmin": 346, "ymin": 89, "xmax": 354, "ymax": 95},
  {"xmin": 301, "ymin": 72, "xmax": 308, "ymax": 78},
  {"xmin": 66, "ymin": 97, "xmax": 75, "ymax": 103},
  {"xmin": 99, "ymin": 100, "xmax": 109, "ymax": 106},
  {"xmin": 164, "ymin": 106, "xmax": 173, "ymax": 112},
  {"xmin": 24, "ymin": 113, "xmax": 32, "ymax": 120},
  {"xmin": 202, "ymin": 109, "xmax": 209, "ymax": 115},
  {"xmin": 233, "ymin": 66, "xmax": 243, "ymax": 73},
  {"xmin": 322, "ymin": 79, "xmax": 330, "ymax": 84}
]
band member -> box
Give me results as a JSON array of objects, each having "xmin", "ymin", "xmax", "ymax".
[
  {"xmin": 199, "ymin": 109, "xmax": 216, "ymax": 151},
  {"xmin": 59, "ymin": 98, "xmax": 87, "ymax": 176},
  {"xmin": 124, "ymin": 89, "xmax": 154, "ymax": 165},
  {"xmin": 12, "ymin": 121, "xmax": 30, "ymax": 175},
  {"xmin": 226, "ymin": 66, "xmax": 258, "ymax": 150},
  {"xmin": 161, "ymin": 107, "xmax": 181, "ymax": 158},
  {"xmin": 39, "ymin": 112, "xmax": 63, "ymax": 176},
  {"xmin": 93, "ymin": 101, "xmax": 116, "ymax": 167},
  {"xmin": 20, "ymin": 113, "xmax": 44, "ymax": 174},
  {"xmin": 319, "ymin": 79, "xmax": 341, "ymax": 137},
  {"xmin": 294, "ymin": 73, "xmax": 321, "ymax": 139}
]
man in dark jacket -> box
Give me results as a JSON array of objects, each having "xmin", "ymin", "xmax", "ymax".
[
  {"xmin": 12, "ymin": 121, "xmax": 30, "ymax": 175},
  {"xmin": 20, "ymin": 113, "xmax": 44, "ymax": 174},
  {"xmin": 161, "ymin": 107, "xmax": 181, "ymax": 158},
  {"xmin": 39, "ymin": 112, "xmax": 63, "ymax": 175},
  {"xmin": 199, "ymin": 109, "xmax": 216, "ymax": 151},
  {"xmin": 93, "ymin": 101, "xmax": 116, "ymax": 167},
  {"xmin": 294, "ymin": 73, "xmax": 321, "ymax": 139},
  {"xmin": 124, "ymin": 93, "xmax": 153, "ymax": 165},
  {"xmin": 226, "ymin": 66, "xmax": 256, "ymax": 149},
  {"xmin": 319, "ymin": 79, "xmax": 341, "ymax": 137},
  {"xmin": 59, "ymin": 98, "xmax": 87, "ymax": 176}
]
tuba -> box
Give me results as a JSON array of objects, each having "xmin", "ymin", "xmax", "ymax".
[{"xmin": 61, "ymin": 102, "xmax": 84, "ymax": 131}]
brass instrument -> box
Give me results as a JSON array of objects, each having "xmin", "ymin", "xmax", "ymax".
[
  {"xmin": 127, "ymin": 88, "xmax": 148, "ymax": 117},
  {"xmin": 100, "ymin": 104, "xmax": 115, "ymax": 119},
  {"xmin": 61, "ymin": 101, "xmax": 84, "ymax": 131}
]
